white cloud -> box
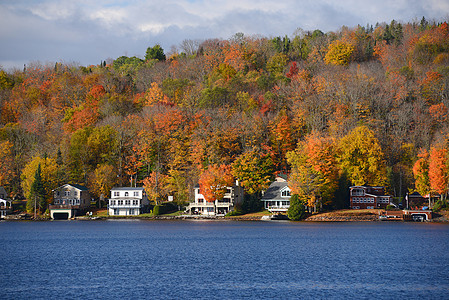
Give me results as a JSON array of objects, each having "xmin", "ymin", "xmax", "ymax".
[{"xmin": 0, "ymin": 0, "xmax": 448, "ymax": 70}]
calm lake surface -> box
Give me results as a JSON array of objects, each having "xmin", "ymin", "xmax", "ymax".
[{"xmin": 1, "ymin": 220, "xmax": 448, "ymax": 299}]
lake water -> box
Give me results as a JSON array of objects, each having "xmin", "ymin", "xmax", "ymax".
[{"xmin": 1, "ymin": 220, "xmax": 448, "ymax": 299}]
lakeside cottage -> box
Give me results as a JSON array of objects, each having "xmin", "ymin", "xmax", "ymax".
[
  {"xmin": 49, "ymin": 184, "xmax": 90, "ymax": 219},
  {"xmin": 185, "ymin": 181, "xmax": 244, "ymax": 216},
  {"xmin": 261, "ymin": 177, "xmax": 291, "ymax": 213},
  {"xmin": 108, "ymin": 187, "xmax": 149, "ymax": 216},
  {"xmin": 350, "ymin": 186, "xmax": 393, "ymax": 209}
]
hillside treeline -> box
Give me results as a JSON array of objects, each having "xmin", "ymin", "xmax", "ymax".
[{"xmin": 0, "ymin": 18, "xmax": 448, "ymax": 212}]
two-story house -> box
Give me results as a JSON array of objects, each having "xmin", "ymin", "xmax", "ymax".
[
  {"xmin": 108, "ymin": 187, "xmax": 149, "ymax": 216},
  {"xmin": 350, "ymin": 186, "xmax": 392, "ymax": 209},
  {"xmin": 50, "ymin": 184, "xmax": 90, "ymax": 219},
  {"xmin": 186, "ymin": 181, "xmax": 244, "ymax": 216},
  {"xmin": 261, "ymin": 177, "xmax": 291, "ymax": 213}
]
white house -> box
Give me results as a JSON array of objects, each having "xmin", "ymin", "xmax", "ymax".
[
  {"xmin": 49, "ymin": 184, "xmax": 90, "ymax": 219},
  {"xmin": 185, "ymin": 181, "xmax": 244, "ymax": 216},
  {"xmin": 261, "ymin": 177, "xmax": 291, "ymax": 213},
  {"xmin": 108, "ymin": 187, "xmax": 149, "ymax": 216},
  {"xmin": 0, "ymin": 186, "xmax": 12, "ymax": 218}
]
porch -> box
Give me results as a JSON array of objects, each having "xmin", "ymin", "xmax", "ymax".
[{"xmin": 186, "ymin": 202, "xmax": 233, "ymax": 216}]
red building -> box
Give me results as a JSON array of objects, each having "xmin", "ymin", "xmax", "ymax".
[{"xmin": 350, "ymin": 186, "xmax": 393, "ymax": 209}]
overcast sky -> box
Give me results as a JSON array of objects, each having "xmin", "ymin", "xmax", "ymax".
[{"xmin": 1, "ymin": 0, "xmax": 448, "ymax": 70}]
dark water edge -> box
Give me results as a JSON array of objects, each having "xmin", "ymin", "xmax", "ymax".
[{"xmin": 1, "ymin": 220, "xmax": 448, "ymax": 300}]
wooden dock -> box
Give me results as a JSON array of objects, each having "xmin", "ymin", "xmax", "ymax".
[{"xmin": 379, "ymin": 210, "xmax": 433, "ymax": 221}]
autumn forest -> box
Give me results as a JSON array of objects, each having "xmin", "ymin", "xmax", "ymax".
[{"xmin": 1, "ymin": 18, "xmax": 449, "ymax": 213}]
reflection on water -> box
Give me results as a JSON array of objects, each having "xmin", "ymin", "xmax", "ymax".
[{"xmin": 1, "ymin": 221, "xmax": 448, "ymax": 299}]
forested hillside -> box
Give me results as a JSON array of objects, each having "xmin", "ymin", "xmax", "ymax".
[{"xmin": 1, "ymin": 18, "xmax": 448, "ymax": 212}]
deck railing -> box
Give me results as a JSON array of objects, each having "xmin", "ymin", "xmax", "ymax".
[
  {"xmin": 107, "ymin": 204, "xmax": 142, "ymax": 209},
  {"xmin": 49, "ymin": 205, "xmax": 80, "ymax": 209}
]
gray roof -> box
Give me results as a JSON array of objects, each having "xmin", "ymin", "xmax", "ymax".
[
  {"xmin": 261, "ymin": 181, "xmax": 290, "ymax": 201},
  {"xmin": 54, "ymin": 184, "xmax": 88, "ymax": 191},
  {"xmin": 111, "ymin": 187, "xmax": 145, "ymax": 191}
]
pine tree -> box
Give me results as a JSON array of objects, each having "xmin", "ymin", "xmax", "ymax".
[{"xmin": 26, "ymin": 163, "xmax": 46, "ymax": 214}]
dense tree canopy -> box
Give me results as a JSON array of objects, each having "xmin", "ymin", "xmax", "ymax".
[{"xmin": 1, "ymin": 19, "xmax": 449, "ymax": 211}]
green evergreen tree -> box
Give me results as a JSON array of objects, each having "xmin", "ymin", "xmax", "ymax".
[
  {"xmin": 145, "ymin": 44, "xmax": 166, "ymax": 61},
  {"xmin": 287, "ymin": 194, "xmax": 306, "ymax": 221},
  {"xmin": 26, "ymin": 163, "xmax": 46, "ymax": 214}
]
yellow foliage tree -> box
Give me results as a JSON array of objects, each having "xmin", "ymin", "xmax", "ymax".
[
  {"xmin": 90, "ymin": 164, "xmax": 117, "ymax": 199},
  {"xmin": 324, "ymin": 40, "xmax": 355, "ymax": 66},
  {"xmin": 21, "ymin": 156, "xmax": 58, "ymax": 205},
  {"xmin": 0, "ymin": 140, "xmax": 14, "ymax": 187},
  {"xmin": 337, "ymin": 126, "xmax": 387, "ymax": 186}
]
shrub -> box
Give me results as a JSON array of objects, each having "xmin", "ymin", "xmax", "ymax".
[
  {"xmin": 152, "ymin": 205, "xmax": 161, "ymax": 216},
  {"xmin": 226, "ymin": 209, "xmax": 243, "ymax": 217},
  {"xmin": 386, "ymin": 204, "xmax": 396, "ymax": 210},
  {"xmin": 433, "ymin": 199, "xmax": 448, "ymax": 212},
  {"xmin": 153, "ymin": 202, "xmax": 178, "ymax": 216}
]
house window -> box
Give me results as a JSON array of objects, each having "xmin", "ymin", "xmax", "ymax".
[
  {"xmin": 110, "ymin": 200, "xmax": 115, "ymax": 206},
  {"xmin": 134, "ymin": 191, "xmax": 139, "ymax": 197},
  {"xmin": 74, "ymin": 191, "xmax": 78, "ymax": 196},
  {"xmin": 133, "ymin": 200, "xmax": 138, "ymax": 205},
  {"xmin": 129, "ymin": 209, "xmax": 135, "ymax": 215},
  {"xmin": 207, "ymin": 207, "xmax": 214, "ymax": 212},
  {"xmin": 352, "ymin": 189, "xmax": 364, "ymax": 196},
  {"xmin": 125, "ymin": 192, "xmax": 129, "ymax": 197},
  {"xmin": 118, "ymin": 200, "xmax": 123, "ymax": 205},
  {"xmin": 281, "ymin": 190, "xmax": 291, "ymax": 197},
  {"xmin": 64, "ymin": 191, "xmax": 70, "ymax": 196},
  {"xmin": 125, "ymin": 200, "xmax": 130, "ymax": 205},
  {"xmin": 114, "ymin": 192, "xmax": 119, "ymax": 197}
]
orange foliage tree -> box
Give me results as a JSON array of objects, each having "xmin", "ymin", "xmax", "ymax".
[
  {"xmin": 428, "ymin": 146, "xmax": 448, "ymax": 199},
  {"xmin": 198, "ymin": 164, "xmax": 234, "ymax": 202},
  {"xmin": 287, "ymin": 133, "xmax": 339, "ymax": 210}
]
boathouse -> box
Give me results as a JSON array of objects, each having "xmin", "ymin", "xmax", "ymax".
[
  {"xmin": 0, "ymin": 198, "xmax": 12, "ymax": 219},
  {"xmin": 49, "ymin": 184, "xmax": 90, "ymax": 219}
]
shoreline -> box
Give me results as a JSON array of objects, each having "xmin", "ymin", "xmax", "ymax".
[{"xmin": 3, "ymin": 209, "xmax": 449, "ymax": 223}]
